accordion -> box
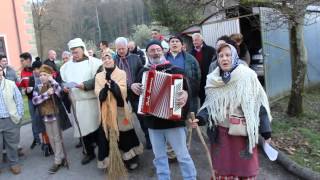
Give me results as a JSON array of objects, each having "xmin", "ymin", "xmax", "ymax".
[{"xmin": 138, "ymin": 70, "xmax": 184, "ymax": 120}]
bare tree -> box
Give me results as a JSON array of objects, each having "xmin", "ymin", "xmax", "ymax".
[
  {"xmin": 239, "ymin": 0, "xmax": 320, "ymax": 116},
  {"xmin": 32, "ymin": 0, "xmax": 54, "ymax": 59}
]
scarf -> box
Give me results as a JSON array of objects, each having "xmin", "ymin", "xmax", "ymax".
[
  {"xmin": 118, "ymin": 56, "xmax": 133, "ymax": 86},
  {"xmin": 200, "ymin": 64, "xmax": 272, "ymax": 153},
  {"xmin": 100, "ymin": 67, "xmax": 130, "ymax": 179},
  {"xmin": 218, "ymin": 44, "xmax": 240, "ymax": 84}
]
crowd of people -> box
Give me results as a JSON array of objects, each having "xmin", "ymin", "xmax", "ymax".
[{"xmin": 0, "ymin": 30, "xmax": 272, "ymax": 180}]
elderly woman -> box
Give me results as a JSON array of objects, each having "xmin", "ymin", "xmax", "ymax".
[
  {"xmin": 94, "ymin": 52, "xmax": 143, "ymax": 177},
  {"xmin": 191, "ymin": 43, "xmax": 272, "ymax": 179},
  {"xmin": 208, "ymin": 35, "xmax": 247, "ymax": 73},
  {"xmin": 61, "ymin": 51, "xmax": 71, "ymax": 64}
]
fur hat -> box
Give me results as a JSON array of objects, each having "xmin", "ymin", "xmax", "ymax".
[
  {"xmin": 39, "ymin": 65, "xmax": 54, "ymax": 74},
  {"xmin": 146, "ymin": 40, "xmax": 163, "ymax": 51}
]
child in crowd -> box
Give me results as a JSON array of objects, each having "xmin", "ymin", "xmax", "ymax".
[{"xmin": 32, "ymin": 65, "xmax": 68, "ymax": 174}]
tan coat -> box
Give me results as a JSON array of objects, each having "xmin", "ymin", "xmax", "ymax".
[{"xmin": 94, "ymin": 67, "xmax": 133, "ymax": 136}]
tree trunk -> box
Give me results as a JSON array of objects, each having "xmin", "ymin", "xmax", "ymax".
[{"xmin": 287, "ymin": 16, "xmax": 307, "ymax": 116}]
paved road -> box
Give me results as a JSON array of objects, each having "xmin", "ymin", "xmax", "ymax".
[{"xmin": 0, "ymin": 118, "xmax": 300, "ymax": 180}]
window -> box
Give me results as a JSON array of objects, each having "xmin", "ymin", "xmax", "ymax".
[{"xmin": 0, "ymin": 37, "xmax": 7, "ymax": 56}]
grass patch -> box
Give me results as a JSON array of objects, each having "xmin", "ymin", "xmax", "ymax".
[
  {"xmin": 271, "ymin": 87, "xmax": 320, "ymax": 172},
  {"xmin": 21, "ymin": 95, "xmax": 31, "ymax": 125}
]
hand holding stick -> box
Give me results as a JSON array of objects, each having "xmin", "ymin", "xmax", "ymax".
[{"xmin": 189, "ymin": 112, "xmax": 216, "ymax": 180}]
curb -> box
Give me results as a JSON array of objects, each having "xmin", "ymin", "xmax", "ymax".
[{"xmin": 258, "ymin": 138, "xmax": 320, "ymax": 180}]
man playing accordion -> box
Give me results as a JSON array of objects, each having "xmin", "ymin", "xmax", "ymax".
[{"xmin": 131, "ymin": 40, "xmax": 197, "ymax": 180}]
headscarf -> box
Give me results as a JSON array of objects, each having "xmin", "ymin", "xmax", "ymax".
[{"xmin": 218, "ymin": 44, "xmax": 240, "ymax": 84}]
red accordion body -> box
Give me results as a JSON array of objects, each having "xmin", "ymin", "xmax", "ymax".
[{"xmin": 138, "ymin": 70, "xmax": 183, "ymax": 120}]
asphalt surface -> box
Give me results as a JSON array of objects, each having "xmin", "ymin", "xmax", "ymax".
[{"xmin": 0, "ymin": 117, "xmax": 300, "ymax": 180}]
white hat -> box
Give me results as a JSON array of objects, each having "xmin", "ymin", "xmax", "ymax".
[{"xmin": 68, "ymin": 38, "xmax": 89, "ymax": 57}]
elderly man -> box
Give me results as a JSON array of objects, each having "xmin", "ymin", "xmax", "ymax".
[
  {"xmin": 0, "ymin": 64, "xmax": 24, "ymax": 175},
  {"xmin": 114, "ymin": 37, "xmax": 152, "ymax": 149},
  {"xmin": 0, "ymin": 55, "xmax": 18, "ymax": 82},
  {"xmin": 128, "ymin": 41, "xmax": 146, "ymax": 65},
  {"xmin": 60, "ymin": 38, "xmax": 102, "ymax": 165},
  {"xmin": 44, "ymin": 50, "xmax": 62, "ymax": 82},
  {"xmin": 190, "ymin": 33, "xmax": 216, "ymax": 105},
  {"xmin": 133, "ymin": 40, "xmax": 197, "ymax": 180}
]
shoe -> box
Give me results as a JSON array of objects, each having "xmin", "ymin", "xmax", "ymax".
[
  {"xmin": 30, "ymin": 139, "xmax": 40, "ymax": 149},
  {"xmin": 10, "ymin": 165, "xmax": 21, "ymax": 175},
  {"xmin": 42, "ymin": 144, "xmax": 52, "ymax": 157},
  {"xmin": 81, "ymin": 155, "xmax": 95, "ymax": 165},
  {"xmin": 48, "ymin": 163, "xmax": 62, "ymax": 174}
]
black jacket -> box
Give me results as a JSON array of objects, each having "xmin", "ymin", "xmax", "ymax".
[
  {"xmin": 135, "ymin": 63, "xmax": 191, "ymax": 129},
  {"xmin": 190, "ymin": 43, "xmax": 216, "ymax": 104},
  {"xmin": 130, "ymin": 47, "xmax": 146, "ymax": 65},
  {"xmin": 114, "ymin": 53, "xmax": 144, "ymax": 104}
]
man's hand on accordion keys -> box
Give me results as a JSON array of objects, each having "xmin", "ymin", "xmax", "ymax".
[
  {"xmin": 131, "ymin": 83, "xmax": 143, "ymax": 95},
  {"xmin": 176, "ymin": 90, "xmax": 188, "ymax": 108}
]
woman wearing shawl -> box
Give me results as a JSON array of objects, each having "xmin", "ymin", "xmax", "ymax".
[
  {"xmin": 94, "ymin": 52, "xmax": 143, "ymax": 179},
  {"xmin": 191, "ymin": 43, "xmax": 272, "ymax": 179}
]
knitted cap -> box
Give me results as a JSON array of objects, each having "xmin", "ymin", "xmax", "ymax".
[
  {"xmin": 146, "ymin": 40, "xmax": 163, "ymax": 51},
  {"xmin": 39, "ymin": 65, "xmax": 54, "ymax": 74}
]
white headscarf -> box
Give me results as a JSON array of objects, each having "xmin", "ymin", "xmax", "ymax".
[{"xmin": 67, "ymin": 38, "xmax": 89, "ymax": 57}]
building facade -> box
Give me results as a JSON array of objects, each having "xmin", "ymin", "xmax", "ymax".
[{"xmin": 0, "ymin": 0, "xmax": 38, "ymax": 70}]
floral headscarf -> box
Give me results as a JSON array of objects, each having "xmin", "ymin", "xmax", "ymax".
[{"xmin": 218, "ymin": 44, "xmax": 240, "ymax": 84}]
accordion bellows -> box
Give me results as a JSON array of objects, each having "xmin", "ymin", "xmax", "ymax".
[{"xmin": 138, "ymin": 70, "xmax": 183, "ymax": 120}]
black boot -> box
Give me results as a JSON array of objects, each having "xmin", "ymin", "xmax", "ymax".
[
  {"xmin": 42, "ymin": 144, "xmax": 51, "ymax": 157},
  {"xmin": 30, "ymin": 139, "xmax": 40, "ymax": 149},
  {"xmin": 48, "ymin": 144, "xmax": 54, "ymax": 155},
  {"xmin": 81, "ymin": 154, "xmax": 95, "ymax": 165}
]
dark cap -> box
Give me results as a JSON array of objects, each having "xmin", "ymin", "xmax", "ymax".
[
  {"xmin": 169, "ymin": 35, "xmax": 183, "ymax": 44},
  {"xmin": 146, "ymin": 40, "xmax": 163, "ymax": 51},
  {"xmin": 32, "ymin": 58, "xmax": 42, "ymax": 69}
]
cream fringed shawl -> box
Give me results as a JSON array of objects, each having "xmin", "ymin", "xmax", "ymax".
[{"xmin": 200, "ymin": 64, "xmax": 272, "ymax": 153}]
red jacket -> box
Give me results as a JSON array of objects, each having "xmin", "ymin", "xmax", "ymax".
[{"xmin": 17, "ymin": 67, "xmax": 33, "ymax": 88}]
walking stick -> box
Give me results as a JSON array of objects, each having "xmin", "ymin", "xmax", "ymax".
[
  {"xmin": 51, "ymin": 91, "xmax": 69, "ymax": 169},
  {"xmin": 67, "ymin": 90, "xmax": 87, "ymax": 155},
  {"xmin": 189, "ymin": 112, "xmax": 215, "ymax": 180}
]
